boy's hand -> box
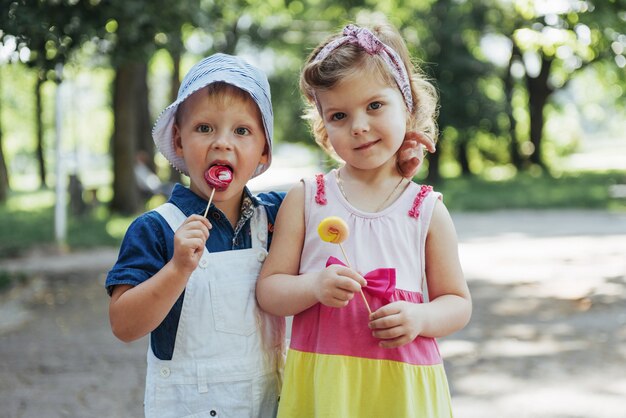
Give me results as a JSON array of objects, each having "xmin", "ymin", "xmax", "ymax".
[
  {"xmin": 172, "ymin": 214, "xmax": 212, "ymax": 276},
  {"xmin": 313, "ymin": 265, "xmax": 367, "ymax": 308},
  {"xmin": 396, "ymin": 132, "xmax": 436, "ymax": 179},
  {"xmin": 368, "ymin": 301, "xmax": 424, "ymax": 348}
]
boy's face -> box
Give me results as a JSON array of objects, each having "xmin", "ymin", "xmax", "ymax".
[{"xmin": 173, "ymin": 87, "xmax": 268, "ymax": 203}]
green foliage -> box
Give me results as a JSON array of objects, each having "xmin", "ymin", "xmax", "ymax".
[
  {"xmin": 1, "ymin": 0, "xmax": 105, "ymax": 75},
  {"xmin": 0, "ymin": 190, "xmax": 130, "ymax": 258},
  {"xmin": 1, "ymin": 171, "xmax": 624, "ymax": 260},
  {"xmin": 0, "ymin": 270, "xmax": 27, "ymax": 291},
  {"xmin": 435, "ymin": 171, "xmax": 626, "ymax": 211},
  {"xmin": 0, "ymin": 0, "xmax": 624, "ymax": 204}
]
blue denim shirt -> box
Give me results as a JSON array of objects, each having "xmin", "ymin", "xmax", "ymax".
[{"xmin": 106, "ymin": 184, "xmax": 284, "ymax": 359}]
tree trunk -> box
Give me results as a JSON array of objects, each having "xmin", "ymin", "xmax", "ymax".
[
  {"xmin": 426, "ymin": 149, "xmax": 441, "ymax": 185},
  {"xmin": 0, "ymin": 130, "xmax": 8, "ymax": 203},
  {"xmin": 458, "ymin": 138, "xmax": 471, "ymax": 175},
  {"xmin": 36, "ymin": 72, "xmax": 47, "ymax": 188},
  {"xmin": 505, "ymin": 44, "xmax": 524, "ymax": 169},
  {"xmin": 525, "ymin": 56, "xmax": 553, "ymax": 168},
  {"xmin": 135, "ymin": 63, "xmax": 155, "ymax": 171},
  {"xmin": 168, "ymin": 50, "xmax": 182, "ymax": 184},
  {"xmin": 110, "ymin": 63, "xmax": 142, "ymax": 214},
  {"xmin": 0, "ymin": 69, "xmax": 9, "ymax": 202}
]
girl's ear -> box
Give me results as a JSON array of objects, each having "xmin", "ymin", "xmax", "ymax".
[{"xmin": 173, "ymin": 124, "xmax": 183, "ymax": 157}]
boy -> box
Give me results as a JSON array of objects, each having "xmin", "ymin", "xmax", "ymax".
[{"xmin": 107, "ymin": 54, "xmax": 285, "ymax": 418}]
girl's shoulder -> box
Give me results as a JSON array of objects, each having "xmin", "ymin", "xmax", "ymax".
[{"xmin": 407, "ymin": 183, "xmax": 442, "ymax": 219}]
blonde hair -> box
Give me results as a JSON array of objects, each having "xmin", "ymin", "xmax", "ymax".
[
  {"xmin": 175, "ymin": 82, "xmax": 260, "ymax": 126},
  {"xmin": 300, "ymin": 22, "xmax": 439, "ymax": 160}
]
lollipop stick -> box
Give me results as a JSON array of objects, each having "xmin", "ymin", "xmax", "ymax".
[
  {"xmin": 339, "ymin": 243, "xmax": 372, "ymax": 315},
  {"xmin": 203, "ymin": 188, "xmax": 216, "ymax": 218}
]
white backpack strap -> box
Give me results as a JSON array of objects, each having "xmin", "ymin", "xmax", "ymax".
[{"xmin": 153, "ymin": 202, "xmax": 188, "ymax": 233}]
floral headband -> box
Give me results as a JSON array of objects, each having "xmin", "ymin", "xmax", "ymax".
[{"xmin": 311, "ymin": 24, "xmax": 414, "ymax": 113}]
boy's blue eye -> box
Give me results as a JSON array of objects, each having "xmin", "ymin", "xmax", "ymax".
[
  {"xmin": 197, "ymin": 124, "xmax": 212, "ymax": 133},
  {"xmin": 331, "ymin": 112, "xmax": 346, "ymax": 121},
  {"xmin": 235, "ymin": 127, "xmax": 250, "ymax": 135},
  {"xmin": 369, "ymin": 101, "xmax": 382, "ymax": 110}
]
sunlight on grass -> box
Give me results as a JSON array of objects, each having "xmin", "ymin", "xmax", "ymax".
[
  {"xmin": 7, "ymin": 190, "xmax": 55, "ymax": 211},
  {"xmin": 1, "ymin": 170, "xmax": 624, "ymax": 258},
  {"xmin": 105, "ymin": 217, "xmax": 133, "ymax": 241}
]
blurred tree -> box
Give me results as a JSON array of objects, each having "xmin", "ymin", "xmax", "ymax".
[
  {"xmin": 94, "ymin": 1, "xmax": 200, "ymax": 214},
  {"xmin": 102, "ymin": 0, "xmax": 314, "ymax": 213},
  {"xmin": 0, "ymin": 0, "xmax": 103, "ymax": 188},
  {"xmin": 496, "ymin": 0, "xmax": 626, "ymax": 169},
  {"xmin": 192, "ymin": 0, "xmax": 316, "ymax": 147},
  {"xmin": 424, "ymin": 0, "xmax": 500, "ymax": 181},
  {"xmin": 0, "ymin": 67, "xmax": 7, "ymax": 202}
]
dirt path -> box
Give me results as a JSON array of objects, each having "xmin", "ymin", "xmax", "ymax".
[
  {"xmin": 0, "ymin": 210, "xmax": 625, "ymax": 418},
  {"xmin": 447, "ymin": 210, "xmax": 626, "ymax": 418}
]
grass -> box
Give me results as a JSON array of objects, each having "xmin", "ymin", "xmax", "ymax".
[
  {"xmin": 0, "ymin": 189, "xmax": 133, "ymax": 258},
  {"xmin": 0, "ymin": 170, "xmax": 624, "ymax": 260},
  {"xmin": 434, "ymin": 170, "xmax": 626, "ymax": 211}
]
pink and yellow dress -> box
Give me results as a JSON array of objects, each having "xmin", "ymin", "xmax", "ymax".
[{"xmin": 278, "ymin": 171, "xmax": 453, "ymax": 418}]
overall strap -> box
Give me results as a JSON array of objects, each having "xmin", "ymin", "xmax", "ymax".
[
  {"xmin": 154, "ymin": 202, "xmax": 187, "ymax": 233},
  {"xmin": 249, "ymin": 205, "xmax": 269, "ymax": 250}
]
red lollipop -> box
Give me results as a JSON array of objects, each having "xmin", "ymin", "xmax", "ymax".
[
  {"xmin": 202, "ymin": 165, "xmax": 233, "ymax": 217},
  {"xmin": 204, "ymin": 165, "xmax": 233, "ymax": 191}
]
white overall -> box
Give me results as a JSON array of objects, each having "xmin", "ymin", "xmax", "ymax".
[{"xmin": 145, "ymin": 203, "xmax": 284, "ymax": 418}]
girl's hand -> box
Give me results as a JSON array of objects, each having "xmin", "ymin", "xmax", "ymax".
[
  {"xmin": 313, "ymin": 264, "xmax": 367, "ymax": 308},
  {"xmin": 368, "ymin": 301, "xmax": 424, "ymax": 348},
  {"xmin": 172, "ymin": 214, "xmax": 212, "ymax": 276},
  {"xmin": 396, "ymin": 131, "xmax": 436, "ymax": 178}
]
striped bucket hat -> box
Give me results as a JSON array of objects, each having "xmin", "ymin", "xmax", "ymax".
[{"xmin": 152, "ymin": 53, "xmax": 273, "ymax": 178}]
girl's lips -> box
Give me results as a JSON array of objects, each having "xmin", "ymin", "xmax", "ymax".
[
  {"xmin": 204, "ymin": 165, "xmax": 233, "ymax": 191},
  {"xmin": 354, "ymin": 139, "xmax": 381, "ymax": 151}
]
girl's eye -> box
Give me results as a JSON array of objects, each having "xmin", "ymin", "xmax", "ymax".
[
  {"xmin": 368, "ymin": 101, "xmax": 382, "ymax": 110},
  {"xmin": 235, "ymin": 127, "xmax": 250, "ymax": 135},
  {"xmin": 197, "ymin": 124, "xmax": 212, "ymax": 133},
  {"xmin": 331, "ymin": 112, "xmax": 346, "ymax": 121}
]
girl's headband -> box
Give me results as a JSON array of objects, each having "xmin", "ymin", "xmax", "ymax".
[{"xmin": 311, "ymin": 24, "xmax": 414, "ymax": 113}]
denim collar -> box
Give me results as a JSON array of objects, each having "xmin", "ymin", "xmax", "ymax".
[{"xmin": 168, "ymin": 184, "xmax": 275, "ymax": 237}]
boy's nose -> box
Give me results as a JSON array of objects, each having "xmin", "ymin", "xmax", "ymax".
[{"xmin": 211, "ymin": 132, "xmax": 234, "ymax": 150}]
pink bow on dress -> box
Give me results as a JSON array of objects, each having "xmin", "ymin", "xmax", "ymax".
[{"xmin": 325, "ymin": 256, "xmax": 396, "ymax": 302}]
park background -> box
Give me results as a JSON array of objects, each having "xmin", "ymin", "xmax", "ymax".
[{"xmin": 0, "ymin": 0, "xmax": 625, "ymax": 417}]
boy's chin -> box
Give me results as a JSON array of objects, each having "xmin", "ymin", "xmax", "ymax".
[{"xmin": 189, "ymin": 182, "xmax": 241, "ymax": 202}]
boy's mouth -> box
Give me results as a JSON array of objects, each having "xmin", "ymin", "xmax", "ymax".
[{"xmin": 204, "ymin": 164, "xmax": 233, "ymax": 191}]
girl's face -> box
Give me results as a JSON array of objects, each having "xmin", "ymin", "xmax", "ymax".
[
  {"xmin": 173, "ymin": 88, "xmax": 268, "ymax": 203},
  {"xmin": 316, "ymin": 69, "xmax": 408, "ymax": 171}
]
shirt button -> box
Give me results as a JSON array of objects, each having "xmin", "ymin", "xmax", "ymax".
[
  {"xmin": 257, "ymin": 231, "xmax": 267, "ymax": 241},
  {"xmin": 199, "ymin": 259, "xmax": 208, "ymax": 268},
  {"xmin": 210, "ymin": 410, "xmax": 217, "ymax": 416},
  {"xmin": 211, "ymin": 212, "xmax": 221, "ymax": 220},
  {"xmin": 257, "ymin": 251, "xmax": 267, "ymax": 262},
  {"xmin": 159, "ymin": 367, "xmax": 170, "ymax": 378}
]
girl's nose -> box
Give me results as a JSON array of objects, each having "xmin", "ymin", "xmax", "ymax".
[{"xmin": 351, "ymin": 114, "xmax": 370, "ymax": 136}]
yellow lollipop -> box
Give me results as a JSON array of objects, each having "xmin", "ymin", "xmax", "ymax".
[
  {"xmin": 317, "ymin": 216, "xmax": 371, "ymax": 314},
  {"xmin": 318, "ymin": 216, "xmax": 349, "ymax": 244}
]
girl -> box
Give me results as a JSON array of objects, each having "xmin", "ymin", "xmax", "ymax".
[{"xmin": 257, "ymin": 22, "xmax": 472, "ymax": 417}]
